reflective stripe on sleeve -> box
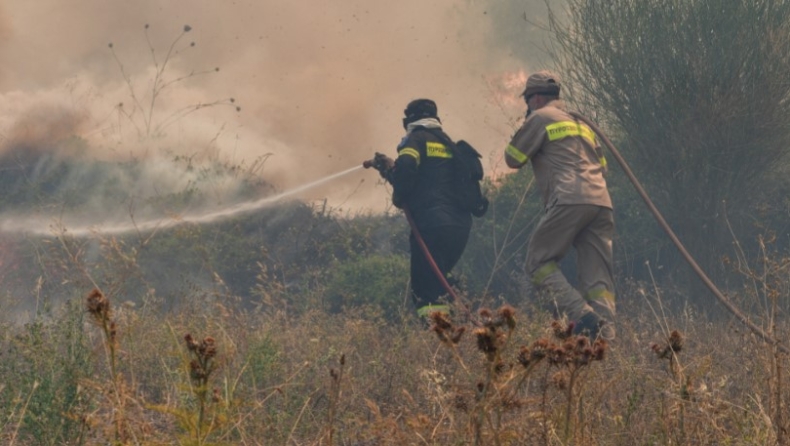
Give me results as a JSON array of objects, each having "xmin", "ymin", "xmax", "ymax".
[
  {"xmin": 506, "ymin": 144, "xmax": 528, "ymax": 164},
  {"xmin": 545, "ymin": 121, "xmax": 596, "ymax": 145},
  {"xmin": 399, "ymin": 147, "xmax": 420, "ymax": 166}
]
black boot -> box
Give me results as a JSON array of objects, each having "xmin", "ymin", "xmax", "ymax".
[{"xmin": 575, "ymin": 312, "xmax": 602, "ymax": 339}]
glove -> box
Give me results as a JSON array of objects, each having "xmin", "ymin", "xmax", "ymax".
[{"xmin": 363, "ymin": 152, "xmax": 395, "ymax": 179}]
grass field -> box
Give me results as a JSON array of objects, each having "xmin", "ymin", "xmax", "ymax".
[{"xmin": 0, "ymin": 279, "xmax": 785, "ymax": 446}]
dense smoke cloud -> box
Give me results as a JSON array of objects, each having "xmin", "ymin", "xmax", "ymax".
[{"xmin": 0, "ymin": 0, "xmax": 544, "ymax": 218}]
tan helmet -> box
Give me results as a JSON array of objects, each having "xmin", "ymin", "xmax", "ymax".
[{"xmin": 522, "ymin": 70, "xmax": 561, "ymax": 99}]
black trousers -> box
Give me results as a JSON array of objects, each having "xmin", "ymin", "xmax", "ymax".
[{"xmin": 409, "ymin": 224, "xmax": 471, "ymax": 309}]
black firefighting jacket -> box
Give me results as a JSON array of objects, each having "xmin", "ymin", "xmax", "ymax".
[{"xmin": 390, "ymin": 126, "xmax": 472, "ymax": 230}]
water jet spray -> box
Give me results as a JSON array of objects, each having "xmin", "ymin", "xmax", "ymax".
[{"xmin": 0, "ymin": 165, "xmax": 364, "ymax": 237}]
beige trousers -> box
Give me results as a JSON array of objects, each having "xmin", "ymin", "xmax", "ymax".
[{"xmin": 526, "ymin": 204, "xmax": 616, "ymax": 323}]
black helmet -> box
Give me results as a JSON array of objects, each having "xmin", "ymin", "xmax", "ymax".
[{"xmin": 403, "ymin": 98, "xmax": 439, "ymax": 129}]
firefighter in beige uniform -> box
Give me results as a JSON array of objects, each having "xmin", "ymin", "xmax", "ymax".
[{"xmin": 504, "ymin": 71, "xmax": 615, "ymax": 340}]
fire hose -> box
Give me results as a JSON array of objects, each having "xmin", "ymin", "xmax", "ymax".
[
  {"xmin": 364, "ymin": 116, "xmax": 788, "ymax": 352},
  {"xmin": 403, "ymin": 207, "xmax": 463, "ymax": 304},
  {"xmin": 570, "ymin": 111, "xmax": 789, "ymax": 354}
]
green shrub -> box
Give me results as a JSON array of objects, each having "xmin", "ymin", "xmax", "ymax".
[{"xmin": 325, "ymin": 254, "xmax": 410, "ymax": 319}]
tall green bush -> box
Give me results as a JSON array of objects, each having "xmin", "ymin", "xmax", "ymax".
[{"xmin": 551, "ymin": 0, "xmax": 790, "ymax": 294}]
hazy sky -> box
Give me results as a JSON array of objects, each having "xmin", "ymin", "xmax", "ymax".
[{"xmin": 0, "ymin": 0, "xmax": 548, "ymax": 214}]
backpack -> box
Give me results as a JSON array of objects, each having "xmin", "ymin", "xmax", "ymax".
[
  {"xmin": 425, "ymin": 129, "xmax": 489, "ymax": 217},
  {"xmin": 452, "ymin": 139, "xmax": 489, "ymax": 217}
]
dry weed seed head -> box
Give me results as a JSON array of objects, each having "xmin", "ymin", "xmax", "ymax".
[
  {"xmin": 430, "ymin": 312, "xmax": 467, "ymax": 344},
  {"xmin": 592, "ymin": 339, "xmax": 607, "ymax": 361},
  {"xmin": 551, "ymin": 319, "xmax": 574, "ymax": 340},
  {"xmin": 669, "ymin": 330, "xmax": 684, "ymax": 353},
  {"xmin": 576, "ymin": 346, "xmax": 594, "ymax": 366},
  {"xmin": 86, "ymin": 288, "xmax": 111, "ymax": 322},
  {"xmin": 432, "ymin": 325, "xmax": 451, "ymax": 344},
  {"xmin": 520, "ymin": 338, "xmax": 551, "ymax": 368},
  {"xmin": 198, "ymin": 337, "xmax": 217, "ymax": 359},
  {"xmin": 575, "ymin": 335, "xmax": 590, "ymax": 351},
  {"xmin": 474, "ymin": 327, "xmax": 498, "ymax": 359},
  {"xmin": 497, "ymin": 305, "xmax": 517, "ymax": 330},
  {"xmin": 430, "ymin": 312, "xmax": 456, "ymax": 344},
  {"xmin": 430, "ymin": 311, "xmax": 453, "ymax": 330},
  {"xmin": 184, "ymin": 333, "xmax": 199, "ymax": 352},
  {"xmin": 108, "ymin": 321, "xmax": 118, "ymax": 344},
  {"xmin": 190, "ymin": 359, "xmax": 207, "ymax": 381},
  {"xmin": 517, "ymin": 346, "xmax": 533, "ymax": 368},
  {"xmin": 650, "ymin": 342, "xmax": 669, "ymax": 359},
  {"xmin": 478, "ymin": 308, "xmax": 495, "ymax": 328},
  {"xmin": 650, "ymin": 330, "xmax": 684, "ymax": 360},
  {"xmin": 548, "ymin": 345, "xmax": 568, "ymax": 366}
]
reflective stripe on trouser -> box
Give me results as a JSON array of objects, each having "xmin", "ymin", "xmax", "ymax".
[
  {"xmin": 533, "ymin": 265, "xmax": 595, "ymax": 322},
  {"xmin": 416, "ymin": 304, "xmax": 450, "ymax": 317},
  {"xmin": 585, "ymin": 287, "xmax": 615, "ymax": 321},
  {"xmin": 526, "ymin": 204, "xmax": 616, "ymax": 322}
]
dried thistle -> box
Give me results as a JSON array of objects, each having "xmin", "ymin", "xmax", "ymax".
[
  {"xmin": 190, "ymin": 359, "xmax": 207, "ymax": 381},
  {"xmin": 575, "ymin": 335, "xmax": 590, "ymax": 351},
  {"xmin": 184, "ymin": 333, "xmax": 199, "ymax": 351},
  {"xmin": 478, "ymin": 308, "xmax": 494, "ymax": 328},
  {"xmin": 86, "ymin": 288, "xmax": 111, "ymax": 322},
  {"xmin": 668, "ymin": 330, "xmax": 684, "ymax": 353},
  {"xmin": 430, "ymin": 311, "xmax": 456, "ymax": 344},
  {"xmin": 517, "ymin": 346, "xmax": 533, "ymax": 368},
  {"xmin": 199, "ymin": 337, "xmax": 217, "ymax": 359},
  {"xmin": 551, "ymin": 319, "xmax": 574, "ymax": 340},
  {"xmin": 651, "ymin": 330, "xmax": 684, "ymax": 360},
  {"xmin": 548, "ymin": 345, "xmax": 567, "ymax": 366},
  {"xmin": 430, "ymin": 311, "xmax": 453, "ymax": 331},
  {"xmin": 184, "ymin": 334, "xmax": 218, "ymax": 385},
  {"xmin": 592, "ymin": 339, "xmax": 608, "ymax": 361},
  {"xmin": 576, "ymin": 346, "xmax": 594, "ymax": 366},
  {"xmin": 474, "ymin": 328, "xmax": 497, "ymax": 358},
  {"xmin": 519, "ymin": 337, "xmax": 551, "ymax": 368},
  {"xmin": 498, "ymin": 305, "xmax": 516, "ymax": 330}
]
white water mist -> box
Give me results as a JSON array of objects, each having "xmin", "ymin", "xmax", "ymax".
[{"xmin": 0, "ymin": 165, "xmax": 364, "ymax": 237}]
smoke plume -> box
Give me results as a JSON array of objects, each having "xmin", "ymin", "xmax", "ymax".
[{"xmin": 0, "ymin": 0, "xmax": 547, "ymax": 220}]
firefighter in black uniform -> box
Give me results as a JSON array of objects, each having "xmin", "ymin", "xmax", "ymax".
[{"xmin": 371, "ymin": 99, "xmax": 472, "ymax": 317}]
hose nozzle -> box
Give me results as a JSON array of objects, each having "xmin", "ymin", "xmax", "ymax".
[{"xmin": 362, "ymin": 152, "xmax": 394, "ymax": 175}]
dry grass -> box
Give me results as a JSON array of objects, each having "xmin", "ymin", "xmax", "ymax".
[{"xmin": 1, "ymin": 280, "xmax": 788, "ymax": 446}]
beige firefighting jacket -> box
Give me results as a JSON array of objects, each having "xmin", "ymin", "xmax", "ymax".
[{"xmin": 506, "ymin": 100, "xmax": 612, "ymax": 210}]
